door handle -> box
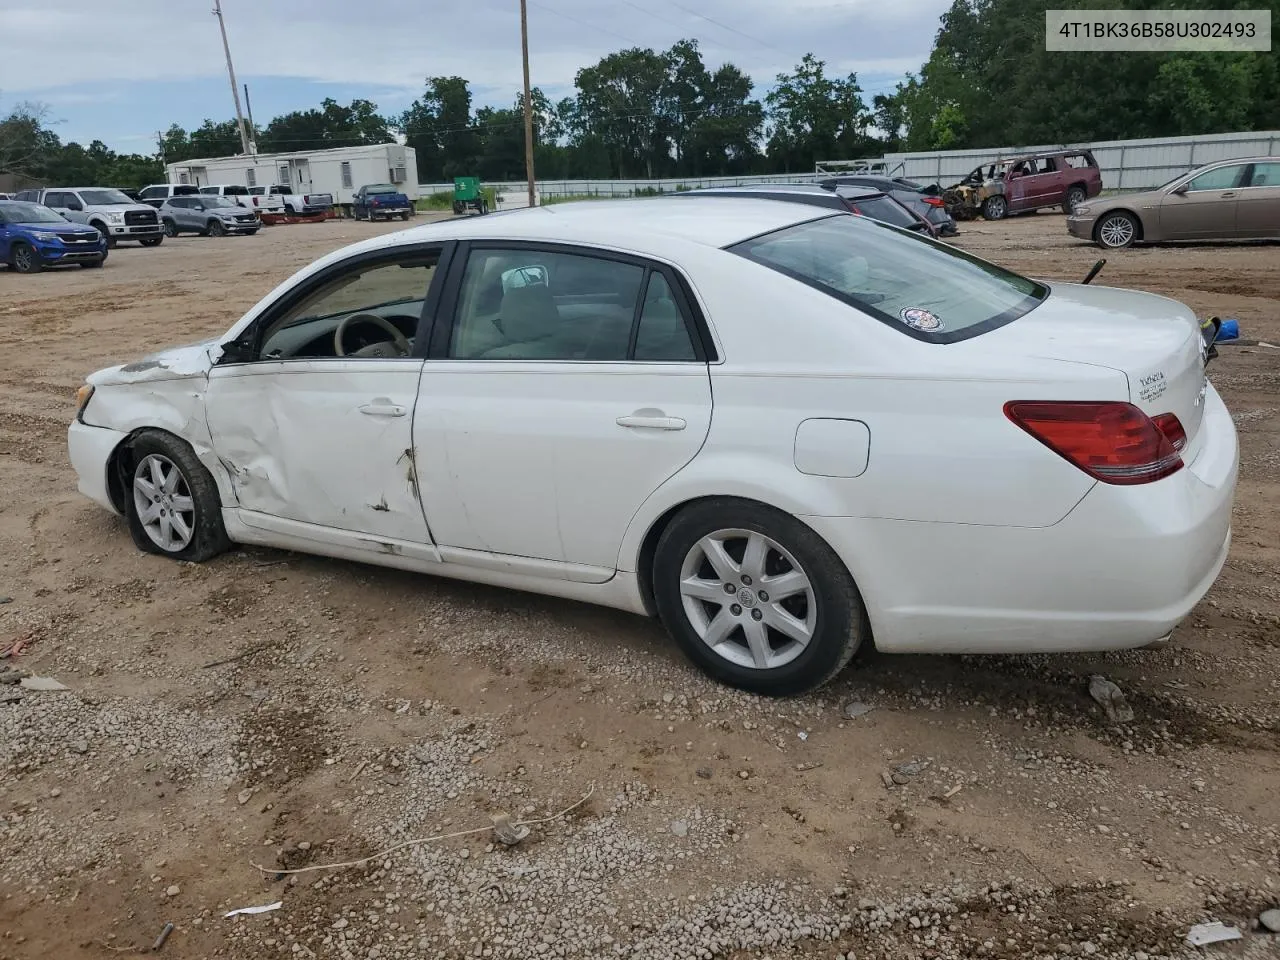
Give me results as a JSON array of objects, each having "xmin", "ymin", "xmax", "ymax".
[
  {"xmin": 1220, "ymin": 191, "xmax": 1236, "ymax": 198},
  {"xmin": 616, "ymin": 414, "xmax": 686, "ymax": 431},
  {"xmin": 359, "ymin": 399, "xmax": 407, "ymax": 417}
]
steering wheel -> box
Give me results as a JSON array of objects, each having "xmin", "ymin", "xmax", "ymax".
[{"xmin": 333, "ymin": 312, "xmax": 412, "ymax": 358}]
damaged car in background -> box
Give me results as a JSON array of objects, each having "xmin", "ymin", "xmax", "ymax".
[{"xmin": 68, "ymin": 198, "xmax": 1236, "ymax": 695}]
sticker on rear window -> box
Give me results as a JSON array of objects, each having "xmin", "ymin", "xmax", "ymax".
[{"xmin": 900, "ymin": 307, "xmax": 944, "ymax": 332}]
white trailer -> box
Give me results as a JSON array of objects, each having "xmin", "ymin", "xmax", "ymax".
[{"xmin": 165, "ymin": 143, "xmax": 418, "ymax": 207}]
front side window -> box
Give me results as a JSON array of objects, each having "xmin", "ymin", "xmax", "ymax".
[
  {"xmin": 731, "ymin": 214, "xmax": 1047, "ymax": 343},
  {"xmin": 255, "ymin": 252, "xmax": 439, "ymax": 361},
  {"xmin": 451, "ymin": 248, "xmax": 662, "ymax": 361},
  {"xmin": 1187, "ymin": 165, "xmax": 1247, "ymax": 191},
  {"xmin": 43, "ymin": 192, "xmax": 71, "ymax": 207}
]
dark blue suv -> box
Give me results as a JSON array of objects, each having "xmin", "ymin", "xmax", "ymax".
[{"xmin": 0, "ymin": 200, "xmax": 107, "ymax": 272}]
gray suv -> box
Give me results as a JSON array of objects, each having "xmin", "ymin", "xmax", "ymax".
[
  {"xmin": 159, "ymin": 196, "xmax": 261, "ymax": 237},
  {"xmin": 13, "ymin": 187, "xmax": 163, "ymax": 247}
]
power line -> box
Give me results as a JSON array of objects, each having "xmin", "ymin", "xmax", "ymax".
[
  {"xmin": 657, "ymin": 0, "xmax": 798, "ymax": 60},
  {"xmin": 526, "ymin": 0, "xmax": 636, "ymax": 45}
]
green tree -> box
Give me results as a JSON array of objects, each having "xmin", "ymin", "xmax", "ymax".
[
  {"xmin": 765, "ymin": 54, "xmax": 873, "ymax": 172},
  {"xmin": 402, "ymin": 77, "xmax": 478, "ymax": 181},
  {"xmin": 259, "ymin": 98, "xmax": 392, "ymax": 152}
]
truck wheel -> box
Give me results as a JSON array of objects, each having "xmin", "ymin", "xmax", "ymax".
[
  {"xmin": 400, "ymin": 211, "xmax": 410, "ymax": 221},
  {"xmin": 10, "ymin": 242, "xmax": 41, "ymax": 273},
  {"xmin": 140, "ymin": 236, "xmax": 163, "ymax": 247},
  {"xmin": 981, "ymin": 195, "xmax": 1007, "ymax": 220},
  {"xmin": 91, "ymin": 222, "xmax": 118, "ymax": 247}
]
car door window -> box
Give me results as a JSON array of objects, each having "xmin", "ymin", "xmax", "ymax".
[
  {"xmin": 449, "ymin": 248, "xmax": 646, "ymax": 361},
  {"xmin": 1187, "ymin": 166, "xmax": 1246, "ymax": 191},
  {"xmin": 633, "ymin": 273, "xmax": 697, "ymax": 361},
  {"xmin": 44, "ymin": 192, "xmax": 69, "ymax": 208},
  {"xmin": 256, "ymin": 252, "xmax": 440, "ymax": 360},
  {"xmin": 1248, "ymin": 162, "xmax": 1280, "ymax": 187}
]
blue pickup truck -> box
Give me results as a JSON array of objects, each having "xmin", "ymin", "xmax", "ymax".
[
  {"xmin": 0, "ymin": 200, "xmax": 108, "ymax": 272},
  {"xmin": 352, "ymin": 183, "xmax": 413, "ymax": 222}
]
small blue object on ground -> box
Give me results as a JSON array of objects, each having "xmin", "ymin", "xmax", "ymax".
[{"xmin": 1215, "ymin": 318, "xmax": 1240, "ymax": 341}]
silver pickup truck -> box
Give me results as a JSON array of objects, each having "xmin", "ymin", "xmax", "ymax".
[
  {"xmin": 12, "ymin": 187, "xmax": 164, "ymax": 247},
  {"xmin": 249, "ymin": 185, "xmax": 334, "ymax": 216}
]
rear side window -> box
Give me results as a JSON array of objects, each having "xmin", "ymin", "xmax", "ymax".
[
  {"xmin": 1250, "ymin": 162, "xmax": 1280, "ymax": 187},
  {"xmin": 846, "ymin": 194, "xmax": 918, "ymax": 230},
  {"xmin": 730, "ymin": 215, "xmax": 1047, "ymax": 343},
  {"xmin": 1065, "ymin": 154, "xmax": 1093, "ymax": 169}
]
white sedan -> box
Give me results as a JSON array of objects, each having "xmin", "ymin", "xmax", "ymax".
[{"xmin": 67, "ymin": 199, "xmax": 1237, "ymax": 695}]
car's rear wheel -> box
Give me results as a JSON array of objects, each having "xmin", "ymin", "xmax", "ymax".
[
  {"xmin": 123, "ymin": 430, "xmax": 230, "ymax": 562},
  {"xmin": 162, "ymin": 219, "xmax": 178, "ymax": 238},
  {"xmin": 652, "ymin": 499, "xmax": 865, "ymax": 695},
  {"xmin": 400, "ymin": 211, "xmax": 410, "ymax": 221},
  {"xmin": 10, "ymin": 242, "xmax": 40, "ymax": 273},
  {"xmin": 982, "ymin": 195, "xmax": 1007, "ymax": 220},
  {"xmin": 1096, "ymin": 211, "xmax": 1138, "ymax": 249},
  {"xmin": 1065, "ymin": 185, "xmax": 1087, "ymax": 213}
]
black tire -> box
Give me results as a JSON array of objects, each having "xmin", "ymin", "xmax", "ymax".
[
  {"xmin": 244, "ymin": 229, "xmax": 258, "ymax": 236},
  {"xmin": 163, "ymin": 219, "xmax": 179, "ymax": 238},
  {"xmin": 1064, "ymin": 185, "xmax": 1087, "ymax": 213},
  {"xmin": 140, "ymin": 236, "xmax": 163, "ymax": 247},
  {"xmin": 10, "ymin": 241, "xmax": 41, "ymax": 273},
  {"xmin": 207, "ymin": 219, "xmax": 226, "ymax": 237},
  {"xmin": 400, "ymin": 211, "xmax": 410, "ymax": 221},
  {"xmin": 981, "ymin": 195, "xmax": 1007, "ymax": 220},
  {"xmin": 652, "ymin": 498, "xmax": 866, "ymax": 696},
  {"xmin": 79, "ymin": 258, "xmax": 105, "ymax": 269},
  {"xmin": 452, "ymin": 201, "xmax": 464, "ymax": 216},
  {"xmin": 1095, "ymin": 211, "xmax": 1139, "ymax": 249},
  {"xmin": 121, "ymin": 429, "xmax": 231, "ymax": 563},
  {"xmin": 90, "ymin": 222, "xmax": 117, "ymax": 248}
]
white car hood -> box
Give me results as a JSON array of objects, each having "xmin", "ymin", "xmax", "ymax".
[{"xmin": 89, "ymin": 338, "xmax": 219, "ymax": 386}]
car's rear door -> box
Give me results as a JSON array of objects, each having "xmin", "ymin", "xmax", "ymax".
[
  {"xmin": 414, "ymin": 241, "xmax": 714, "ymax": 579},
  {"xmin": 1236, "ymin": 161, "xmax": 1280, "ymax": 238}
]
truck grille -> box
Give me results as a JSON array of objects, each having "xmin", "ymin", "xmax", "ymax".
[{"xmin": 125, "ymin": 209, "xmax": 158, "ymax": 226}]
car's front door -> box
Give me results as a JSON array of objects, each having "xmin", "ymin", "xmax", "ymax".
[
  {"xmin": 414, "ymin": 243, "xmax": 714, "ymax": 579},
  {"xmin": 43, "ymin": 192, "xmax": 84, "ymax": 225},
  {"xmin": 204, "ymin": 245, "xmax": 446, "ymax": 548},
  {"xmin": 1158, "ymin": 163, "xmax": 1247, "ymax": 239},
  {"xmin": 1236, "ymin": 161, "xmax": 1280, "ymax": 238}
]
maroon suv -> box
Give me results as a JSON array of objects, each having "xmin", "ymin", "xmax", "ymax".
[{"xmin": 963, "ymin": 149, "xmax": 1103, "ymax": 220}]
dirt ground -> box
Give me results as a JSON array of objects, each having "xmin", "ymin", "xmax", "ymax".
[{"xmin": 1, "ymin": 212, "xmax": 1277, "ymax": 960}]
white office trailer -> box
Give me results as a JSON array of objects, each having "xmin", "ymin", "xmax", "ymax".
[{"xmin": 164, "ymin": 144, "xmax": 418, "ymax": 205}]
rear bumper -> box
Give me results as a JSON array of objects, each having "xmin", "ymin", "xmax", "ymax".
[
  {"xmin": 68, "ymin": 420, "xmax": 127, "ymax": 515},
  {"xmin": 805, "ymin": 385, "xmax": 1237, "ymax": 654}
]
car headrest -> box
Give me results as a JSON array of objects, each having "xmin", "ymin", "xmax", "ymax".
[{"xmin": 499, "ymin": 284, "xmax": 559, "ymax": 342}]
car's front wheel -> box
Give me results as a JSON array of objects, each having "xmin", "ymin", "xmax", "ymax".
[
  {"xmin": 981, "ymin": 195, "xmax": 1007, "ymax": 220},
  {"xmin": 123, "ymin": 430, "xmax": 231, "ymax": 562},
  {"xmin": 163, "ymin": 219, "xmax": 178, "ymax": 237},
  {"xmin": 1096, "ymin": 211, "xmax": 1139, "ymax": 249},
  {"xmin": 652, "ymin": 499, "xmax": 866, "ymax": 695},
  {"xmin": 140, "ymin": 236, "xmax": 163, "ymax": 247},
  {"xmin": 10, "ymin": 241, "xmax": 41, "ymax": 273},
  {"xmin": 207, "ymin": 219, "xmax": 226, "ymax": 237}
]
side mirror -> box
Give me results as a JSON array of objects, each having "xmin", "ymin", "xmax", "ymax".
[
  {"xmin": 501, "ymin": 265, "xmax": 549, "ymax": 293},
  {"xmin": 1171, "ymin": 183, "xmax": 1189, "ymax": 196},
  {"xmin": 195, "ymin": 203, "xmax": 206, "ymax": 211}
]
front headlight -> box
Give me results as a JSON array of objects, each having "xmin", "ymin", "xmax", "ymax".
[
  {"xmin": 1073, "ymin": 205, "xmax": 1092, "ymax": 216},
  {"xmin": 105, "ymin": 212, "xmax": 125, "ymax": 224},
  {"xmin": 32, "ymin": 231, "xmax": 59, "ymax": 241},
  {"xmin": 74, "ymin": 384, "xmax": 95, "ymax": 422}
]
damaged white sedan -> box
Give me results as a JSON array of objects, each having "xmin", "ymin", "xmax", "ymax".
[{"xmin": 69, "ymin": 199, "xmax": 1237, "ymax": 695}]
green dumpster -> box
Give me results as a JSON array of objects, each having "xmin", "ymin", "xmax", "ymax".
[{"xmin": 452, "ymin": 177, "xmax": 487, "ymax": 216}]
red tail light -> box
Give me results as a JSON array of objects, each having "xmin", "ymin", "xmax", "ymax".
[
  {"xmin": 922, "ymin": 196, "xmax": 945, "ymax": 206},
  {"xmin": 1004, "ymin": 401, "xmax": 1184, "ymax": 484}
]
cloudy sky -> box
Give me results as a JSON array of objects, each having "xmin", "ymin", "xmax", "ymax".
[{"xmin": 0, "ymin": 0, "xmax": 950, "ymax": 154}]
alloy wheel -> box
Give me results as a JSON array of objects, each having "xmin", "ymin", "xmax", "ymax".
[
  {"xmin": 679, "ymin": 528, "xmax": 816, "ymax": 670},
  {"xmin": 1098, "ymin": 214, "xmax": 1135, "ymax": 248},
  {"xmin": 132, "ymin": 454, "xmax": 196, "ymax": 552}
]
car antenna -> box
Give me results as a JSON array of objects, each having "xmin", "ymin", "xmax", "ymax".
[{"xmin": 1082, "ymin": 259, "xmax": 1106, "ymax": 285}]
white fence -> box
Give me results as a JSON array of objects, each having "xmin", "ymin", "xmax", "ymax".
[
  {"xmin": 418, "ymin": 129, "xmax": 1280, "ymax": 199},
  {"xmin": 882, "ymin": 129, "xmax": 1280, "ymax": 190}
]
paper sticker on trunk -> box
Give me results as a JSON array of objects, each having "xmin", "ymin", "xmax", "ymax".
[{"xmin": 901, "ymin": 307, "xmax": 944, "ymax": 332}]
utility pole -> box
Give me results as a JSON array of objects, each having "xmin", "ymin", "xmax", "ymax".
[
  {"xmin": 243, "ymin": 83, "xmax": 257, "ymax": 149},
  {"xmin": 212, "ymin": 0, "xmax": 252, "ymax": 155},
  {"xmin": 519, "ymin": 0, "xmax": 536, "ymax": 207}
]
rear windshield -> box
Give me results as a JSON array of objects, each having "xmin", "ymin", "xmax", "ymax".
[
  {"xmin": 846, "ymin": 194, "xmax": 918, "ymax": 230},
  {"xmin": 730, "ymin": 214, "xmax": 1047, "ymax": 342},
  {"xmin": 364, "ymin": 184, "xmax": 398, "ymax": 194}
]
